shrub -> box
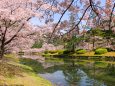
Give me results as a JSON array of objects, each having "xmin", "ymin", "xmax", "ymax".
[
  {"xmin": 95, "ymin": 48, "xmax": 108, "ymax": 54},
  {"xmin": 44, "ymin": 50, "xmax": 49, "ymax": 54},
  {"xmin": 48, "ymin": 50, "xmax": 58, "ymax": 54},
  {"xmin": 76, "ymin": 49, "xmax": 83, "ymax": 51},
  {"xmin": 106, "ymin": 48, "xmax": 113, "ymax": 52},
  {"xmin": 44, "ymin": 50, "xmax": 58, "ymax": 54},
  {"xmin": 76, "ymin": 49, "xmax": 87, "ymax": 54},
  {"xmin": 63, "ymin": 50, "xmax": 72, "ymax": 54},
  {"xmin": 56, "ymin": 50, "xmax": 64, "ymax": 54}
]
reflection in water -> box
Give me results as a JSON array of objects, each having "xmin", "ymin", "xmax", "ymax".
[
  {"xmin": 39, "ymin": 67, "xmax": 107, "ymax": 86},
  {"xmin": 39, "ymin": 71, "xmax": 68, "ymax": 86},
  {"xmin": 39, "ymin": 57, "xmax": 115, "ymax": 86},
  {"xmin": 19, "ymin": 55, "xmax": 115, "ymax": 86}
]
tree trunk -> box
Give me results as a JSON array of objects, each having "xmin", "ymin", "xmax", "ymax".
[
  {"xmin": 0, "ymin": 44, "xmax": 5, "ymax": 59},
  {"xmin": 93, "ymin": 39, "xmax": 95, "ymax": 50},
  {"xmin": 71, "ymin": 43, "xmax": 75, "ymax": 52}
]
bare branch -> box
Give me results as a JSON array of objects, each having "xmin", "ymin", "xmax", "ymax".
[
  {"xmin": 109, "ymin": 3, "xmax": 115, "ymax": 30},
  {"xmin": 4, "ymin": 17, "xmax": 32, "ymax": 45},
  {"xmin": 49, "ymin": 0, "xmax": 75, "ymax": 40},
  {"xmin": 67, "ymin": 5, "xmax": 90, "ymax": 34}
]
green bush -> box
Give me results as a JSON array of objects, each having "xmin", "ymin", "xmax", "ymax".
[
  {"xmin": 76, "ymin": 49, "xmax": 87, "ymax": 54},
  {"xmin": 63, "ymin": 50, "xmax": 72, "ymax": 54},
  {"xmin": 44, "ymin": 50, "xmax": 49, "ymax": 54},
  {"xmin": 48, "ymin": 50, "xmax": 58, "ymax": 54},
  {"xmin": 76, "ymin": 49, "xmax": 83, "ymax": 51},
  {"xmin": 56, "ymin": 50, "xmax": 64, "ymax": 54},
  {"xmin": 44, "ymin": 50, "xmax": 58, "ymax": 54},
  {"xmin": 95, "ymin": 48, "xmax": 108, "ymax": 54},
  {"xmin": 44, "ymin": 50, "xmax": 73, "ymax": 55},
  {"xmin": 106, "ymin": 48, "xmax": 113, "ymax": 52}
]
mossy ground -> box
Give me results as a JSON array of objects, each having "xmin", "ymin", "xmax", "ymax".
[{"xmin": 0, "ymin": 54, "xmax": 52, "ymax": 86}]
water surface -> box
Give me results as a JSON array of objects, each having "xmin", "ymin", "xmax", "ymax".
[{"xmin": 20, "ymin": 55, "xmax": 115, "ymax": 86}]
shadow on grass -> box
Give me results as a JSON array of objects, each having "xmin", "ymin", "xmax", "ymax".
[
  {"xmin": 0, "ymin": 57, "xmax": 45, "ymax": 77},
  {"xmin": 19, "ymin": 58, "xmax": 45, "ymax": 74},
  {"xmin": 0, "ymin": 61, "xmax": 23, "ymax": 77}
]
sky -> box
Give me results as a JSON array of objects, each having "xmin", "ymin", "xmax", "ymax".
[
  {"xmin": 30, "ymin": 0, "xmax": 107, "ymax": 29},
  {"xmin": 30, "ymin": 12, "xmax": 69, "ymax": 26}
]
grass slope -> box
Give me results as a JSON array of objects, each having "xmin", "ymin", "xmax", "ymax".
[{"xmin": 0, "ymin": 54, "xmax": 52, "ymax": 86}]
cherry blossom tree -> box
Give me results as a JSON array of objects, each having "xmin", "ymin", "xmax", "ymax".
[
  {"xmin": 50, "ymin": 0, "xmax": 115, "ymax": 38},
  {"xmin": 0, "ymin": 0, "xmax": 115, "ymax": 58},
  {"xmin": 0, "ymin": 0, "xmax": 59, "ymax": 59}
]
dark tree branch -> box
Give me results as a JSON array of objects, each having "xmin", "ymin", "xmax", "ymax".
[
  {"xmin": 4, "ymin": 23, "xmax": 25, "ymax": 45},
  {"xmin": 89, "ymin": 0, "xmax": 99, "ymax": 16},
  {"xmin": 67, "ymin": 5, "xmax": 90, "ymax": 34},
  {"xmin": 3, "ymin": 20, "xmax": 8, "ymax": 40},
  {"xmin": 49, "ymin": 0, "xmax": 75, "ymax": 40},
  {"xmin": 4, "ymin": 17, "xmax": 32, "ymax": 45},
  {"xmin": 109, "ymin": 3, "xmax": 115, "ymax": 30}
]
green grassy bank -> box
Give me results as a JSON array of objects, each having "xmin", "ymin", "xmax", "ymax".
[
  {"xmin": 42, "ymin": 50, "xmax": 115, "ymax": 57},
  {"xmin": 0, "ymin": 54, "xmax": 52, "ymax": 86}
]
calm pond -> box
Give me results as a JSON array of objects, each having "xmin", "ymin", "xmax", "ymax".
[{"xmin": 20, "ymin": 55, "xmax": 115, "ymax": 86}]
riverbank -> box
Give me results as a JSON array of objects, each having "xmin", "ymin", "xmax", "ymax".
[
  {"xmin": 43, "ymin": 51, "xmax": 115, "ymax": 57},
  {"xmin": 35, "ymin": 55, "xmax": 115, "ymax": 86},
  {"xmin": 0, "ymin": 54, "xmax": 52, "ymax": 86}
]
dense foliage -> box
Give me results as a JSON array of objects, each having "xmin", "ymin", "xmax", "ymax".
[{"xmin": 95, "ymin": 48, "xmax": 108, "ymax": 54}]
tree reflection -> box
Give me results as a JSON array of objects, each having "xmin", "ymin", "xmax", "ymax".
[
  {"xmin": 106, "ymin": 63, "xmax": 115, "ymax": 76},
  {"xmin": 62, "ymin": 59, "xmax": 81, "ymax": 86},
  {"xmin": 40, "ymin": 57, "xmax": 115, "ymax": 86}
]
